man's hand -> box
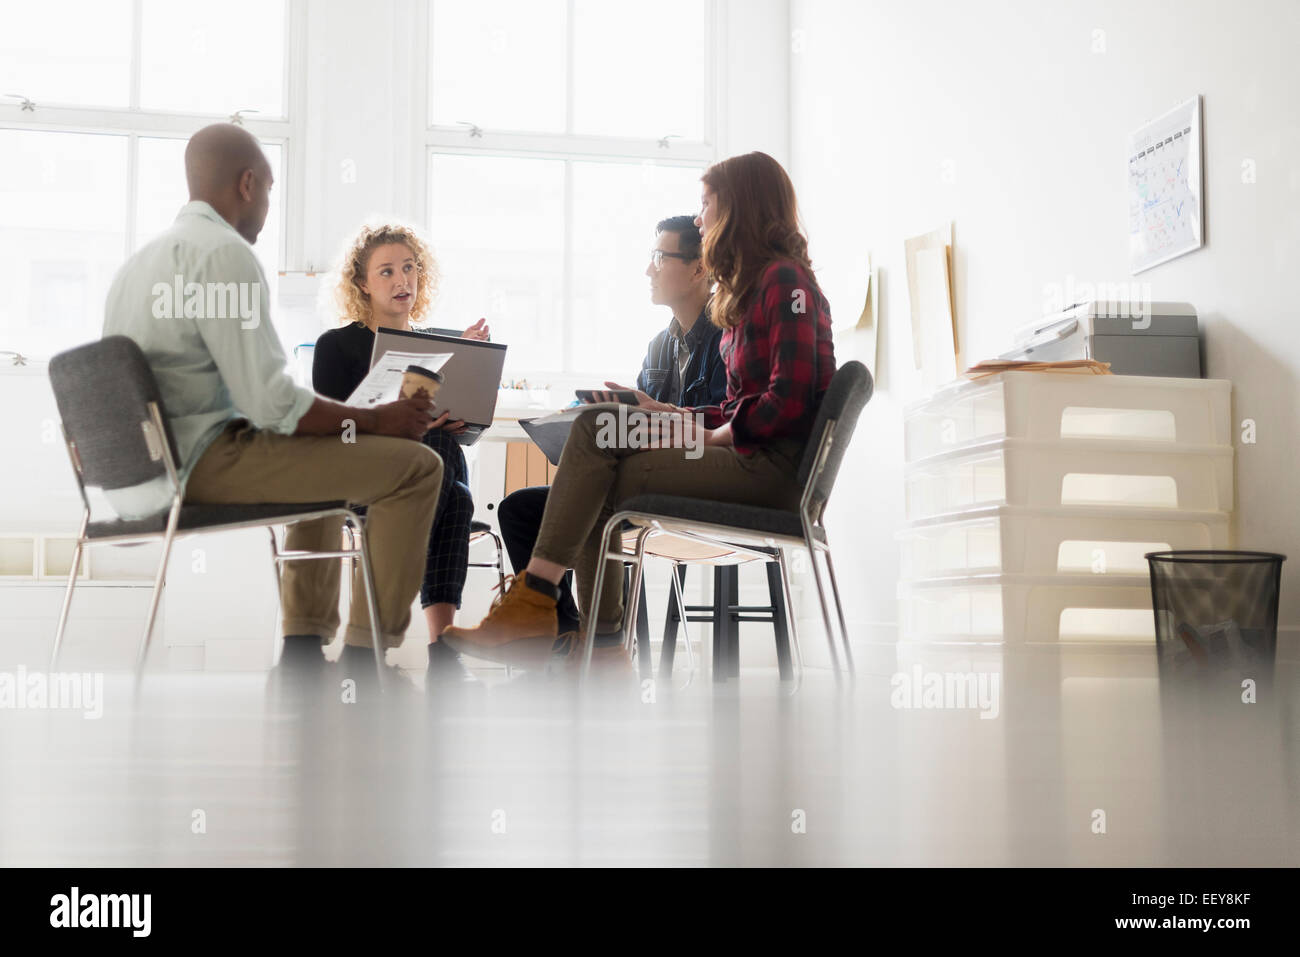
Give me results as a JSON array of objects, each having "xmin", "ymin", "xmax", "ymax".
[
  {"xmin": 587, "ymin": 380, "xmax": 674, "ymax": 414},
  {"xmin": 369, "ymin": 394, "xmax": 436, "ymax": 440},
  {"xmin": 462, "ymin": 318, "xmax": 491, "ymax": 341}
]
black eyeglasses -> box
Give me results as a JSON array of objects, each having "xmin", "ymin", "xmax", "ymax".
[{"xmin": 649, "ymin": 249, "xmax": 696, "ymax": 270}]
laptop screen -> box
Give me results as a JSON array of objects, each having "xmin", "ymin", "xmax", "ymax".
[{"xmin": 370, "ymin": 326, "xmax": 508, "ymax": 427}]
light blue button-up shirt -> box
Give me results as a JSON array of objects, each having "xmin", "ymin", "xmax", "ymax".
[{"xmin": 102, "ymin": 201, "xmax": 315, "ymax": 509}]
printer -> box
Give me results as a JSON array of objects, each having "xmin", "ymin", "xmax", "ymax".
[{"xmin": 1000, "ymin": 301, "xmax": 1201, "ymax": 377}]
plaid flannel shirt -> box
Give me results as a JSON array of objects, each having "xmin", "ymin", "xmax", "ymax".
[{"xmin": 691, "ymin": 260, "xmax": 836, "ymax": 456}]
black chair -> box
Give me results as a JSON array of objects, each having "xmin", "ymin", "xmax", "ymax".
[
  {"xmin": 47, "ymin": 336, "xmax": 388, "ymax": 684},
  {"xmin": 584, "ymin": 361, "xmax": 874, "ymax": 685}
]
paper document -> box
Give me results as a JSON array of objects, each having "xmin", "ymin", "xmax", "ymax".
[
  {"xmin": 905, "ymin": 223, "xmax": 957, "ymax": 371},
  {"xmin": 914, "ymin": 246, "xmax": 957, "ymax": 390},
  {"xmin": 345, "ymin": 350, "xmax": 452, "ymax": 406},
  {"xmin": 963, "ymin": 359, "xmax": 1112, "ymax": 380},
  {"xmin": 856, "ymin": 256, "xmax": 879, "ymax": 376}
]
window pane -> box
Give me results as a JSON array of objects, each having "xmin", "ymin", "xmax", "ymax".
[
  {"xmin": 139, "ymin": 0, "xmax": 286, "ymax": 116},
  {"xmin": 0, "ymin": 131, "xmax": 128, "ymax": 357},
  {"xmin": 428, "ymin": 153, "xmax": 565, "ymax": 374},
  {"xmin": 0, "ymin": 0, "xmax": 133, "ymax": 108},
  {"xmin": 429, "ymin": 0, "xmax": 566, "ymax": 133},
  {"xmin": 572, "ymin": 0, "xmax": 708, "ymax": 140},
  {"xmin": 570, "ymin": 161, "xmax": 704, "ymax": 376},
  {"xmin": 135, "ymin": 137, "xmax": 283, "ymax": 291}
]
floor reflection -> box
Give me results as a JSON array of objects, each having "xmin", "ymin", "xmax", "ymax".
[{"xmin": 0, "ymin": 645, "xmax": 1295, "ymax": 866}]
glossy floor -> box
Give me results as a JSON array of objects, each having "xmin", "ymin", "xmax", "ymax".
[{"xmin": 0, "ymin": 644, "xmax": 1296, "ymax": 866}]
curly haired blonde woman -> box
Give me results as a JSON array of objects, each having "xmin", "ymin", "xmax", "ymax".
[{"xmin": 312, "ymin": 223, "xmax": 489, "ymax": 680}]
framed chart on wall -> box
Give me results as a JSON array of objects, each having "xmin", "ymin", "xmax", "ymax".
[{"xmin": 1127, "ymin": 95, "xmax": 1204, "ymax": 274}]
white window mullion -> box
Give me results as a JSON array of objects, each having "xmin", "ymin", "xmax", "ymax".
[
  {"xmin": 125, "ymin": 132, "xmax": 140, "ymax": 255},
  {"xmin": 129, "ymin": 0, "xmax": 144, "ymax": 111},
  {"xmin": 562, "ymin": 0, "xmax": 576, "ymax": 373},
  {"xmin": 283, "ymin": 0, "xmax": 308, "ymax": 270},
  {"xmin": 564, "ymin": 0, "xmax": 576, "ymax": 138},
  {"xmin": 562, "ymin": 158, "xmax": 575, "ymax": 373}
]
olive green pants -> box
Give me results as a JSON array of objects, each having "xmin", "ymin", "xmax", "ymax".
[{"xmin": 532, "ymin": 410, "xmax": 803, "ymax": 628}]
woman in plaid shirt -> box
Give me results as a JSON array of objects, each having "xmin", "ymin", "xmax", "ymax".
[{"xmin": 443, "ymin": 152, "xmax": 836, "ymax": 671}]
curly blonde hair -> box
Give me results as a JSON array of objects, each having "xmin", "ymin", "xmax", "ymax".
[{"xmin": 333, "ymin": 222, "xmax": 441, "ymax": 326}]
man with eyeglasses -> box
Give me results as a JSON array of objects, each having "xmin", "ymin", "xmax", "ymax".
[{"xmin": 494, "ymin": 214, "xmax": 726, "ymax": 643}]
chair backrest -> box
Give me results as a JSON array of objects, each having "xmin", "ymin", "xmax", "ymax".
[
  {"xmin": 795, "ymin": 360, "xmax": 874, "ymax": 518},
  {"xmin": 48, "ymin": 336, "xmax": 181, "ymax": 491}
]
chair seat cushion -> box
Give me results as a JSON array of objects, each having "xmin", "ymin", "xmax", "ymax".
[
  {"xmin": 616, "ymin": 494, "xmax": 825, "ymax": 545},
  {"xmin": 470, "ymin": 519, "xmax": 492, "ymax": 534},
  {"xmin": 87, "ymin": 501, "xmax": 348, "ymax": 540}
]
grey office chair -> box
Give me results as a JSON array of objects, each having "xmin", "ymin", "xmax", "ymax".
[
  {"xmin": 581, "ymin": 360, "xmax": 873, "ymax": 685},
  {"xmin": 47, "ymin": 336, "xmax": 387, "ymax": 684}
]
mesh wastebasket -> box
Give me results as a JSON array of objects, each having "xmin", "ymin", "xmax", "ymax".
[{"xmin": 1146, "ymin": 550, "xmax": 1286, "ymax": 680}]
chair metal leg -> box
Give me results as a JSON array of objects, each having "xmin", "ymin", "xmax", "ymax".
[
  {"xmin": 50, "ymin": 509, "xmax": 88, "ymax": 670},
  {"xmin": 659, "ymin": 563, "xmax": 686, "ymax": 677},
  {"xmin": 345, "ymin": 512, "xmax": 388, "ymax": 691},
  {"xmin": 267, "ymin": 527, "xmax": 284, "ymax": 667},
  {"xmin": 802, "ymin": 534, "xmax": 844, "ymax": 679},
  {"xmin": 51, "ymin": 545, "xmax": 84, "ymax": 670},
  {"xmin": 487, "ymin": 529, "xmax": 506, "ymax": 589},
  {"xmin": 667, "ymin": 562, "xmax": 697, "ymax": 681},
  {"xmin": 135, "ymin": 500, "xmax": 182, "ymax": 678},
  {"xmin": 776, "ymin": 548, "xmax": 805, "ymax": 694},
  {"xmin": 635, "ymin": 576, "xmax": 651, "ymax": 680},
  {"xmin": 821, "ymin": 544, "xmax": 855, "ymax": 675},
  {"xmin": 766, "ymin": 559, "xmax": 793, "ymax": 681},
  {"xmin": 621, "ymin": 527, "xmax": 652, "ymax": 659},
  {"xmin": 580, "ymin": 517, "xmax": 629, "ymax": 683}
]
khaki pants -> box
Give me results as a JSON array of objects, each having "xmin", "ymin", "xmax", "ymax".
[
  {"xmin": 184, "ymin": 420, "xmax": 443, "ymax": 648},
  {"xmin": 532, "ymin": 410, "xmax": 804, "ymax": 628}
]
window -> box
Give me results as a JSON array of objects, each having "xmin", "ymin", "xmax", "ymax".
[
  {"xmin": 426, "ymin": 0, "xmax": 715, "ymax": 377},
  {"xmin": 0, "ymin": 1, "xmax": 291, "ymax": 358}
]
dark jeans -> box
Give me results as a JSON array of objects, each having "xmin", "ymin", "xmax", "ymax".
[{"xmin": 496, "ymin": 486, "xmax": 581, "ymax": 633}]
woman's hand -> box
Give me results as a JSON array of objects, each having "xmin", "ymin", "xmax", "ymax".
[
  {"xmin": 462, "ymin": 318, "xmax": 491, "ymax": 341},
  {"xmin": 588, "ymin": 380, "xmax": 674, "ymax": 414},
  {"xmin": 430, "ymin": 410, "xmax": 468, "ymax": 434}
]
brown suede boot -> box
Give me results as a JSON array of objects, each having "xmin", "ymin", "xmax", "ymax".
[{"xmin": 440, "ymin": 573, "xmax": 559, "ymax": 669}]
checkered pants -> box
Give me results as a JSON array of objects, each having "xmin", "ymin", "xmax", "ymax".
[{"xmin": 417, "ymin": 428, "xmax": 473, "ymax": 609}]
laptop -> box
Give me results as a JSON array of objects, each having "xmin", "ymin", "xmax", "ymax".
[{"xmin": 370, "ymin": 326, "xmax": 508, "ymax": 446}]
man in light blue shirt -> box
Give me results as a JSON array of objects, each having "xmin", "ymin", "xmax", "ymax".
[{"xmin": 103, "ymin": 123, "xmax": 444, "ymax": 674}]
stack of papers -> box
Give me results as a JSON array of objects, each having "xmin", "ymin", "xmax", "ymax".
[{"xmin": 962, "ymin": 358, "xmax": 1112, "ymax": 380}]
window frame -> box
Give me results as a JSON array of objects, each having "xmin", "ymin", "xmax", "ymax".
[
  {"xmin": 0, "ymin": 0, "xmax": 303, "ymax": 334},
  {"xmin": 420, "ymin": 0, "xmax": 720, "ymax": 377}
]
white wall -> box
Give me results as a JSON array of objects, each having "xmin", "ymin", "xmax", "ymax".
[{"xmin": 790, "ymin": 0, "xmax": 1300, "ymax": 634}]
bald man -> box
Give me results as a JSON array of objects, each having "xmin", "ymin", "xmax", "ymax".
[{"xmin": 103, "ymin": 122, "xmax": 445, "ymax": 682}]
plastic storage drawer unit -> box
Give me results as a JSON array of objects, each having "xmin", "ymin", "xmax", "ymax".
[
  {"xmin": 904, "ymin": 372, "xmax": 1230, "ymax": 463},
  {"xmin": 898, "ymin": 504, "xmax": 1232, "ymax": 579},
  {"xmin": 904, "ymin": 437, "xmax": 1233, "ymax": 521}
]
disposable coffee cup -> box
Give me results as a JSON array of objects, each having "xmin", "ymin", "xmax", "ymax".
[{"xmin": 400, "ymin": 364, "xmax": 443, "ymax": 401}]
